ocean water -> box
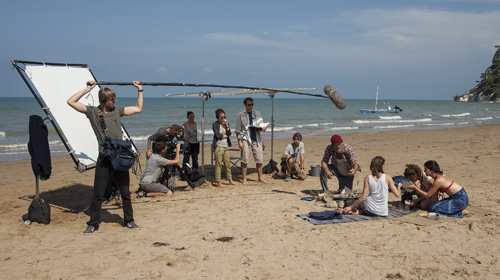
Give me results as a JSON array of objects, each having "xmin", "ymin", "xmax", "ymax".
[{"xmin": 1, "ymin": 96, "xmax": 499, "ymax": 163}]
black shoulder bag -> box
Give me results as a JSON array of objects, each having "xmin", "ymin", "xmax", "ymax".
[{"xmin": 98, "ymin": 111, "xmax": 137, "ymax": 171}]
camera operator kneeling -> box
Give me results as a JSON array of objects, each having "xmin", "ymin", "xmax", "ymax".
[{"xmin": 139, "ymin": 141, "xmax": 181, "ymax": 197}]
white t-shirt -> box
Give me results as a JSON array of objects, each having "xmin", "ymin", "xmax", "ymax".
[
  {"xmin": 364, "ymin": 174, "xmax": 389, "ymax": 216},
  {"xmin": 283, "ymin": 142, "xmax": 305, "ymax": 163}
]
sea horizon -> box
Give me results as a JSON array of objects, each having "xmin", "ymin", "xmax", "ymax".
[{"xmin": 1, "ymin": 96, "xmax": 499, "ymax": 163}]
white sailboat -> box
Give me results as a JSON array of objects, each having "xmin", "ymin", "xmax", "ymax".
[{"xmin": 359, "ymin": 84, "xmax": 401, "ymax": 113}]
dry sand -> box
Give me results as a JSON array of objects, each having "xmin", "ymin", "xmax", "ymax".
[{"xmin": 1, "ymin": 125, "xmax": 500, "ymax": 279}]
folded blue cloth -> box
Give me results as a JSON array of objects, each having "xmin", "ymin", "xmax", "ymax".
[
  {"xmin": 308, "ymin": 211, "xmax": 342, "ymax": 220},
  {"xmin": 392, "ymin": 176, "xmax": 409, "ymax": 186}
]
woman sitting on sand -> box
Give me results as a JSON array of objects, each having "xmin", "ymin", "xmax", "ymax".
[
  {"xmin": 342, "ymin": 156, "xmax": 401, "ymax": 216},
  {"xmin": 406, "ymin": 160, "xmax": 469, "ymax": 217},
  {"xmin": 403, "ymin": 164, "xmax": 438, "ymax": 210}
]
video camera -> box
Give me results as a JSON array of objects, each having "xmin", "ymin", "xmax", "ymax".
[
  {"xmin": 152, "ymin": 131, "xmax": 194, "ymax": 191},
  {"xmin": 158, "ymin": 132, "xmax": 187, "ymax": 160}
]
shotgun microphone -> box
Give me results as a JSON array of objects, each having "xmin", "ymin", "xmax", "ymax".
[{"xmin": 324, "ymin": 85, "xmax": 346, "ymax": 109}]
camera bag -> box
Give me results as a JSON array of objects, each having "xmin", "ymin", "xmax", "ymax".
[
  {"xmin": 23, "ymin": 197, "xmax": 51, "ymax": 225},
  {"xmin": 101, "ymin": 138, "xmax": 136, "ymax": 171},
  {"xmin": 98, "ymin": 112, "xmax": 137, "ymax": 171}
]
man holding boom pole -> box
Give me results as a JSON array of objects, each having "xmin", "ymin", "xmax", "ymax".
[{"xmin": 67, "ymin": 80, "xmax": 143, "ymax": 236}]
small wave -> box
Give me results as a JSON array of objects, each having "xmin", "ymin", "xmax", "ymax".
[
  {"xmin": 332, "ymin": 126, "xmax": 359, "ymax": 130},
  {"xmin": 0, "ymin": 132, "xmax": 5, "ymax": 138},
  {"xmin": 378, "ymin": 116, "xmax": 401, "ymax": 120},
  {"xmin": 130, "ymin": 135, "xmax": 150, "ymax": 141},
  {"xmin": 474, "ymin": 117, "xmax": 493, "ymax": 121},
  {"xmin": 441, "ymin": 112, "xmax": 470, "ymax": 118},
  {"xmin": 423, "ymin": 122, "xmax": 470, "ymax": 127},
  {"xmin": 319, "ymin": 122, "xmax": 334, "ymax": 126},
  {"xmin": 49, "ymin": 140, "xmax": 63, "ymax": 146},
  {"xmin": 374, "ymin": 124, "xmax": 415, "ymax": 129},
  {"xmin": 274, "ymin": 126, "xmax": 294, "ymax": 132},
  {"xmin": 423, "ymin": 122, "xmax": 454, "ymax": 126},
  {"xmin": 0, "ymin": 143, "xmax": 29, "ymax": 151},
  {"xmin": 353, "ymin": 118, "xmax": 432, "ymax": 124},
  {"xmin": 297, "ymin": 123, "xmax": 319, "ymax": 128},
  {"xmin": 0, "ymin": 140, "xmax": 64, "ymax": 152}
]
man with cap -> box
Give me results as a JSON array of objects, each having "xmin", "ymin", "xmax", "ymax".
[{"xmin": 320, "ymin": 135, "xmax": 360, "ymax": 193}]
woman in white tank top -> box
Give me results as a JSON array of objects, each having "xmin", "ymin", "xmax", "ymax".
[{"xmin": 342, "ymin": 156, "xmax": 401, "ymax": 216}]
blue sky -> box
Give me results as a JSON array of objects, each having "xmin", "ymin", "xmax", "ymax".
[{"xmin": 2, "ymin": 0, "xmax": 499, "ymax": 100}]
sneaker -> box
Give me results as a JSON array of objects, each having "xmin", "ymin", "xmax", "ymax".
[
  {"xmin": 125, "ymin": 221, "xmax": 140, "ymax": 230},
  {"xmin": 83, "ymin": 225, "xmax": 96, "ymax": 236},
  {"xmin": 285, "ymin": 175, "xmax": 291, "ymax": 182},
  {"xmin": 136, "ymin": 191, "xmax": 145, "ymax": 198}
]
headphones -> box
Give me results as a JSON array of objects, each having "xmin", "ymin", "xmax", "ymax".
[{"xmin": 215, "ymin": 109, "xmax": 225, "ymax": 119}]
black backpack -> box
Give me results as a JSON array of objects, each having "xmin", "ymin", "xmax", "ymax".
[{"xmin": 23, "ymin": 197, "xmax": 51, "ymax": 225}]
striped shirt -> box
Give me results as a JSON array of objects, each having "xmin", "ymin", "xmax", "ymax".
[{"xmin": 321, "ymin": 143, "xmax": 360, "ymax": 171}]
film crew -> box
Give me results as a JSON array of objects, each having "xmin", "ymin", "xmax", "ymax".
[
  {"xmin": 67, "ymin": 80, "xmax": 143, "ymax": 235},
  {"xmin": 212, "ymin": 109, "xmax": 239, "ymax": 188},
  {"xmin": 138, "ymin": 141, "xmax": 181, "ymax": 197},
  {"xmin": 182, "ymin": 111, "xmax": 199, "ymax": 169},
  {"xmin": 146, "ymin": 124, "xmax": 183, "ymax": 159},
  {"xmin": 281, "ymin": 132, "xmax": 306, "ymax": 182},
  {"xmin": 320, "ymin": 134, "xmax": 360, "ymax": 193},
  {"xmin": 235, "ymin": 97, "xmax": 269, "ymax": 184}
]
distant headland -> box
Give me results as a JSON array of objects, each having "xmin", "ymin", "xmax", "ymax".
[{"xmin": 454, "ymin": 45, "xmax": 500, "ymax": 103}]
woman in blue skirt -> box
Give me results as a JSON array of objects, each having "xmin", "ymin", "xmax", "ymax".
[{"xmin": 406, "ymin": 160, "xmax": 469, "ymax": 217}]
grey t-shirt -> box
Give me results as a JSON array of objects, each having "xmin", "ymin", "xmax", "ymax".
[
  {"xmin": 86, "ymin": 105, "xmax": 125, "ymax": 152},
  {"xmin": 183, "ymin": 122, "xmax": 198, "ymax": 144},
  {"xmin": 216, "ymin": 127, "xmax": 229, "ymax": 148},
  {"xmin": 139, "ymin": 154, "xmax": 170, "ymax": 185},
  {"xmin": 283, "ymin": 142, "xmax": 305, "ymax": 163}
]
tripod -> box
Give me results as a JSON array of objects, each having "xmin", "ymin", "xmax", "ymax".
[{"xmin": 158, "ymin": 164, "xmax": 196, "ymax": 191}]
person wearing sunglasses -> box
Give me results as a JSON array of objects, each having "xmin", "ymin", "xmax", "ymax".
[
  {"xmin": 212, "ymin": 109, "xmax": 238, "ymax": 187},
  {"xmin": 235, "ymin": 97, "xmax": 269, "ymax": 184}
]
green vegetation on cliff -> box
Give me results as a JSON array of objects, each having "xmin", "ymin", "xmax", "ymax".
[{"xmin": 455, "ymin": 48, "xmax": 500, "ymax": 102}]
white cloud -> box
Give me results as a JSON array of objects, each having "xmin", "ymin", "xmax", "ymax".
[
  {"xmin": 202, "ymin": 67, "xmax": 213, "ymax": 73},
  {"xmin": 204, "ymin": 32, "xmax": 270, "ymax": 46},
  {"xmin": 198, "ymin": 8, "xmax": 500, "ymax": 64}
]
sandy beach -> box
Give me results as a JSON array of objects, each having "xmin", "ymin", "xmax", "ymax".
[{"xmin": 1, "ymin": 125, "xmax": 499, "ymax": 279}]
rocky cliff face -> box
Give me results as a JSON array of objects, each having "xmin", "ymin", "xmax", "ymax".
[{"xmin": 454, "ymin": 48, "xmax": 500, "ymax": 102}]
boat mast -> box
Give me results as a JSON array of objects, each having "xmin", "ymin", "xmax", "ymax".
[{"xmin": 375, "ymin": 84, "xmax": 379, "ymax": 111}]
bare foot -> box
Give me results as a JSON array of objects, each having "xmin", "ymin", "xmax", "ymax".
[
  {"xmin": 258, "ymin": 178, "xmax": 268, "ymax": 184},
  {"xmin": 217, "ymin": 182, "xmax": 227, "ymax": 188},
  {"xmin": 463, "ymin": 210, "xmax": 471, "ymax": 215},
  {"xmin": 348, "ymin": 209, "xmax": 359, "ymax": 215},
  {"xmin": 241, "ymin": 179, "xmax": 248, "ymax": 185},
  {"xmin": 228, "ymin": 180, "xmax": 239, "ymax": 185}
]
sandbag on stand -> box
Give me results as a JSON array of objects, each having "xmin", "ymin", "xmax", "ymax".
[
  {"xmin": 22, "ymin": 115, "xmax": 52, "ymax": 225},
  {"xmin": 263, "ymin": 159, "xmax": 279, "ymax": 174}
]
